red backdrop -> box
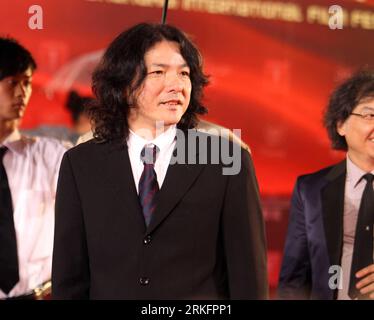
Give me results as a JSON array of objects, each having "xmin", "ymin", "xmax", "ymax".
[{"xmin": 2, "ymin": 0, "xmax": 374, "ymax": 294}]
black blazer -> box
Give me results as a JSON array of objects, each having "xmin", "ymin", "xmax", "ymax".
[
  {"xmin": 278, "ymin": 160, "xmax": 346, "ymax": 299},
  {"xmin": 52, "ymin": 130, "xmax": 268, "ymax": 299}
]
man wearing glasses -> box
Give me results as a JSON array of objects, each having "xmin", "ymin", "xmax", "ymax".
[{"xmin": 279, "ymin": 69, "xmax": 374, "ymax": 300}]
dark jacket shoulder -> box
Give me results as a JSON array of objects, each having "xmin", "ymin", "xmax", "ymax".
[{"xmin": 297, "ymin": 161, "xmax": 345, "ymax": 186}]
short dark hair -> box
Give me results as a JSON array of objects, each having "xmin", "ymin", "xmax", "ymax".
[
  {"xmin": 0, "ymin": 37, "xmax": 37, "ymax": 80},
  {"xmin": 324, "ymin": 68, "xmax": 374, "ymax": 150},
  {"xmin": 89, "ymin": 23, "xmax": 209, "ymax": 142},
  {"xmin": 66, "ymin": 90, "xmax": 93, "ymax": 124}
]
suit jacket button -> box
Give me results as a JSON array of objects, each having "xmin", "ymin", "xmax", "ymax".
[
  {"xmin": 139, "ymin": 277, "xmax": 150, "ymax": 286},
  {"xmin": 143, "ymin": 235, "xmax": 152, "ymax": 245}
]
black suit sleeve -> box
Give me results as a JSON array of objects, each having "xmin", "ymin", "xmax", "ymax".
[
  {"xmin": 278, "ymin": 177, "xmax": 312, "ymax": 299},
  {"xmin": 52, "ymin": 152, "xmax": 90, "ymax": 299},
  {"xmin": 221, "ymin": 149, "xmax": 268, "ymax": 299}
]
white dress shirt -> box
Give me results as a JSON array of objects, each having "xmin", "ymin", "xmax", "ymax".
[
  {"xmin": 0, "ymin": 130, "xmax": 68, "ymax": 298},
  {"xmin": 337, "ymin": 155, "xmax": 374, "ymax": 300},
  {"xmin": 127, "ymin": 125, "xmax": 176, "ymax": 194}
]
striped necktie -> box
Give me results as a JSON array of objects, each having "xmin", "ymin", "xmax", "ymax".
[{"xmin": 138, "ymin": 145, "xmax": 159, "ymax": 227}]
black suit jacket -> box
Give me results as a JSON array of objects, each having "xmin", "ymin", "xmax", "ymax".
[
  {"xmin": 52, "ymin": 130, "xmax": 268, "ymax": 299},
  {"xmin": 278, "ymin": 160, "xmax": 346, "ymax": 299}
]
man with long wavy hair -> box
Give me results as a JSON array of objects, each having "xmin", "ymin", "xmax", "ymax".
[{"xmin": 52, "ymin": 23, "xmax": 268, "ymax": 300}]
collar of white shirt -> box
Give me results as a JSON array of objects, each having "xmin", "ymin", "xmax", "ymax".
[
  {"xmin": 1, "ymin": 129, "xmax": 25, "ymax": 155},
  {"xmin": 346, "ymin": 154, "xmax": 374, "ymax": 189},
  {"xmin": 127, "ymin": 125, "xmax": 177, "ymax": 161}
]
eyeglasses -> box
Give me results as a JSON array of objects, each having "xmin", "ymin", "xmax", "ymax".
[{"xmin": 350, "ymin": 112, "xmax": 374, "ymax": 120}]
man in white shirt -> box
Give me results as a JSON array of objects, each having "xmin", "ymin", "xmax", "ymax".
[{"xmin": 0, "ymin": 38, "xmax": 68, "ymax": 299}]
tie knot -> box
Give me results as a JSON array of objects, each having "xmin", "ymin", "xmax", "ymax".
[
  {"xmin": 140, "ymin": 144, "xmax": 159, "ymax": 165},
  {"xmin": 362, "ymin": 173, "xmax": 374, "ymax": 184},
  {"xmin": 0, "ymin": 146, "xmax": 8, "ymax": 160}
]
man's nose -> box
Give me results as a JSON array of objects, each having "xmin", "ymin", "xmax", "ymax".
[
  {"xmin": 15, "ymin": 83, "xmax": 28, "ymax": 98},
  {"xmin": 165, "ymin": 73, "xmax": 184, "ymax": 92}
]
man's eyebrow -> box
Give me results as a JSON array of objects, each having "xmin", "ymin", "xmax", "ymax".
[
  {"xmin": 359, "ymin": 96, "xmax": 374, "ymax": 104},
  {"xmin": 18, "ymin": 75, "xmax": 32, "ymax": 80},
  {"xmin": 361, "ymin": 106, "xmax": 374, "ymax": 112},
  {"xmin": 150, "ymin": 63, "xmax": 189, "ymax": 68},
  {"xmin": 6, "ymin": 74, "xmax": 32, "ymax": 80}
]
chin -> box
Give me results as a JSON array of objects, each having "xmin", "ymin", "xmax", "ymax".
[
  {"xmin": 164, "ymin": 117, "xmax": 182, "ymax": 126},
  {"xmin": 367, "ymin": 153, "xmax": 374, "ymax": 161},
  {"xmin": 14, "ymin": 108, "xmax": 25, "ymax": 118}
]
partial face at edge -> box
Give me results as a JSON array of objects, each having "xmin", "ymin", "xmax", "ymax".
[
  {"xmin": 0, "ymin": 67, "xmax": 33, "ymax": 123},
  {"xmin": 337, "ymin": 97, "xmax": 374, "ymax": 170}
]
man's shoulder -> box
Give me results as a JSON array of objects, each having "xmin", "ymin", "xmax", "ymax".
[
  {"xmin": 296, "ymin": 160, "xmax": 345, "ymax": 190},
  {"xmin": 182, "ymin": 128, "xmax": 249, "ymax": 154},
  {"xmin": 22, "ymin": 134, "xmax": 70, "ymax": 153},
  {"xmin": 196, "ymin": 120, "xmax": 250, "ymax": 152},
  {"xmin": 66, "ymin": 138, "xmax": 121, "ymax": 160},
  {"xmin": 175, "ymin": 129, "xmax": 249, "ymax": 176}
]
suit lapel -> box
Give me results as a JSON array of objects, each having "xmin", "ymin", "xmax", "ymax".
[
  {"xmin": 102, "ymin": 140, "xmax": 145, "ymax": 232},
  {"xmin": 146, "ymin": 130, "xmax": 205, "ymax": 235},
  {"xmin": 321, "ymin": 160, "xmax": 346, "ymax": 267}
]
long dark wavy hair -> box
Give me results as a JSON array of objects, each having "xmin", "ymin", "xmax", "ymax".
[
  {"xmin": 88, "ymin": 23, "xmax": 209, "ymax": 142},
  {"xmin": 324, "ymin": 68, "xmax": 374, "ymax": 150}
]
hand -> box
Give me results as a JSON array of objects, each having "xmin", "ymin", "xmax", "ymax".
[{"xmin": 356, "ymin": 264, "xmax": 374, "ymax": 299}]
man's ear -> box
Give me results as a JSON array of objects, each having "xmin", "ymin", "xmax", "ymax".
[{"xmin": 336, "ymin": 120, "xmax": 346, "ymax": 136}]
